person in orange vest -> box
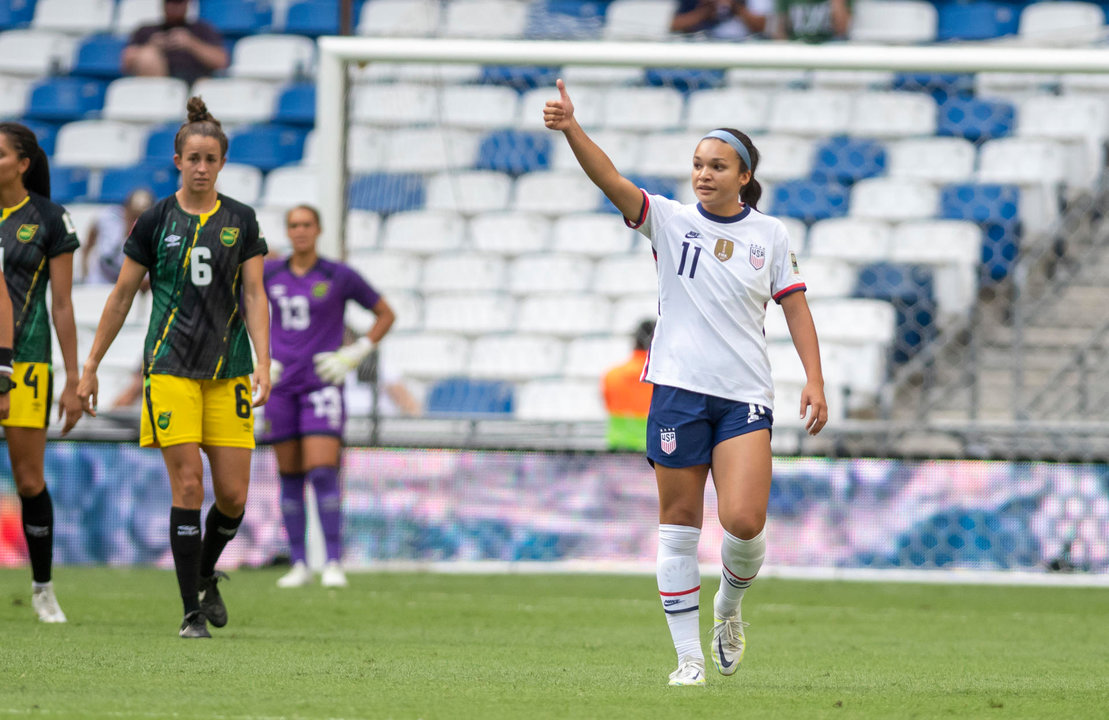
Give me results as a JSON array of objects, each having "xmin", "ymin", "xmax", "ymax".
[{"xmin": 602, "ymin": 319, "xmax": 655, "ymax": 451}]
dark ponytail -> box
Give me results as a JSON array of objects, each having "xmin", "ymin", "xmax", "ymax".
[
  {"xmin": 0, "ymin": 122, "xmax": 51, "ymax": 199},
  {"xmin": 716, "ymin": 127, "xmax": 761, "ymax": 211}
]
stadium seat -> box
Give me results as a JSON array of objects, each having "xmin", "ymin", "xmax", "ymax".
[
  {"xmin": 342, "ymin": 125, "xmax": 387, "ymax": 173},
  {"xmin": 854, "ymin": 262, "xmax": 936, "ymax": 362},
  {"xmin": 749, "ymin": 134, "xmax": 817, "ymax": 183},
  {"xmin": 1018, "ymin": 1, "xmax": 1105, "ymax": 45},
  {"xmin": 348, "ymin": 173, "xmax": 425, "ymax": 214},
  {"xmin": 0, "ymin": 0, "xmax": 35, "ymax": 29},
  {"xmin": 850, "ymin": 92, "xmax": 937, "ymax": 139},
  {"xmin": 0, "ymin": 29, "xmax": 74, "ymax": 76},
  {"xmin": 357, "ymin": 0, "xmax": 441, "ymax": 37},
  {"xmin": 628, "ymin": 131, "xmax": 700, "ymax": 179},
  {"xmin": 439, "ymin": 85, "xmax": 520, "ymax": 130},
  {"xmin": 891, "ymin": 72, "xmax": 974, "ymax": 104},
  {"xmin": 810, "ymin": 70, "xmax": 895, "ymax": 91},
  {"xmin": 48, "ymin": 166, "xmax": 89, "ymax": 204},
  {"xmin": 726, "ymin": 67, "xmax": 810, "ymax": 89},
  {"xmin": 809, "ymin": 136, "xmax": 887, "ymax": 185},
  {"xmin": 508, "ymin": 254, "xmax": 592, "ymax": 295},
  {"xmin": 525, "ymin": 0, "xmax": 606, "ymax": 40},
  {"xmin": 354, "ymin": 61, "xmax": 483, "ymax": 85},
  {"xmin": 24, "ymin": 77, "xmax": 104, "ymax": 122},
  {"xmin": 444, "ymin": 0, "xmax": 528, "ymax": 38},
  {"xmin": 469, "ymin": 211, "xmax": 551, "ymax": 256},
  {"xmin": 793, "ymin": 256, "xmax": 857, "ymax": 299},
  {"xmin": 425, "ymin": 170, "xmax": 513, "ymax": 214},
  {"xmin": 468, "ymin": 335, "xmax": 565, "ymax": 381},
  {"xmin": 514, "ymin": 379, "xmax": 607, "ymax": 421},
  {"xmin": 0, "ymin": 73, "xmax": 29, "ymax": 117},
  {"xmin": 976, "ymin": 138, "xmax": 1067, "ymax": 186},
  {"xmin": 550, "ymin": 129, "xmax": 639, "ymax": 172},
  {"xmin": 190, "ymin": 78, "xmax": 280, "ymax": 125},
  {"xmin": 685, "ymin": 88, "xmax": 771, "ymax": 135},
  {"xmin": 71, "ymin": 34, "xmax": 125, "ymax": 79},
  {"xmin": 1058, "ymin": 72, "xmax": 1109, "ymax": 96},
  {"xmin": 936, "ymin": 2, "xmax": 1019, "ymax": 41},
  {"xmin": 563, "ymin": 334, "xmax": 633, "ymax": 380},
  {"xmin": 890, "ymin": 220, "xmax": 982, "ymax": 317},
  {"xmin": 603, "ymin": 0, "xmax": 677, "ymax": 40},
  {"xmin": 347, "ymin": 250, "xmax": 423, "ymax": 292},
  {"xmin": 551, "ymin": 213, "xmax": 638, "ymax": 257},
  {"xmin": 229, "ymin": 34, "xmax": 315, "ymax": 81},
  {"xmin": 1017, "ymin": 94, "xmax": 1108, "ymax": 187},
  {"xmin": 771, "ymin": 179, "xmax": 851, "ymax": 224},
  {"xmin": 97, "ymin": 165, "xmax": 177, "ymax": 204},
  {"xmin": 593, "ymin": 255, "xmax": 661, "ymax": 297},
  {"xmin": 936, "ymin": 97, "xmax": 1015, "ymax": 144},
  {"xmin": 645, "ymin": 68, "xmax": 726, "ymax": 94},
  {"xmin": 273, "ymin": 83, "xmax": 315, "ymax": 126},
  {"xmin": 260, "ymin": 165, "xmax": 318, "ymax": 208},
  {"xmin": 54, "ymin": 120, "xmax": 145, "ymax": 169},
  {"xmin": 849, "ymin": 0, "xmax": 938, "ymax": 43},
  {"xmin": 423, "ymin": 292, "xmax": 515, "ymax": 335},
  {"xmin": 779, "ymin": 216, "xmax": 807, "ymax": 254},
  {"xmin": 479, "ymin": 64, "xmax": 560, "ymax": 92},
  {"xmin": 887, "ymin": 137, "xmax": 977, "ymax": 184},
  {"xmin": 850, "ymin": 179, "xmax": 940, "ymax": 222},
  {"xmin": 425, "ymin": 377, "xmax": 514, "ymax": 416},
  {"xmin": 560, "ymin": 64, "xmax": 643, "ymax": 88},
  {"xmin": 380, "ymin": 210, "xmax": 467, "ymax": 254},
  {"xmin": 142, "ymin": 123, "xmax": 177, "ymax": 166},
  {"xmin": 516, "ymin": 294, "xmax": 611, "ymax": 336},
  {"xmin": 198, "ymin": 0, "xmax": 272, "ymax": 38},
  {"xmin": 283, "ymin": 0, "xmax": 344, "ymax": 37},
  {"xmin": 102, "ymin": 76, "xmax": 188, "ymax": 124},
  {"xmin": 345, "ymin": 209, "xmax": 382, "ymax": 252},
  {"xmin": 975, "ymin": 72, "xmax": 1060, "ymax": 106},
  {"xmin": 610, "ymin": 293, "xmax": 658, "ymax": 335},
  {"xmin": 422, "ymin": 253, "xmax": 507, "ymax": 292},
  {"xmin": 513, "ymin": 171, "xmax": 603, "ymax": 215},
  {"xmin": 113, "ymin": 0, "xmax": 163, "ymax": 36},
  {"xmin": 351, "ymin": 83, "xmax": 438, "ymax": 126},
  {"xmin": 475, "ymin": 130, "xmax": 551, "ymax": 177},
  {"xmin": 227, "ymin": 125, "xmax": 307, "ymax": 171},
  {"xmin": 31, "ymin": 0, "xmax": 112, "ymax": 34},
  {"xmin": 214, "ymin": 163, "xmax": 263, "ymax": 206},
  {"xmin": 519, "ymin": 84, "xmax": 606, "ymax": 131},
  {"xmin": 380, "ymin": 334, "xmax": 469, "ymax": 380},
  {"xmin": 808, "ymin": 298, "xmax": 897, "ymax": 345},
  {"xmin": 603, "ymin": 87, "xmax": 685, "ymax": 132},
  {"xmin": 808, "ymin": 218, "xmax": 891, "ymax": 263},
  {"xmin": 768, "ymin": 90, "xmax": 853, "ymax": 137},
  {"xmin": 940, "ymin": 183, "xmax": 1021, "ymax": 281}
]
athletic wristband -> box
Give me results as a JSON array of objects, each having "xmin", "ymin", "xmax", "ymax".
[{"xmin": 0, "ymin": 346, "xmax": 11, "ymax": 375}]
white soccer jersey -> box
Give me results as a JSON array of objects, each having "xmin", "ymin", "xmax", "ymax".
[{"xmin": 627, "ymin": 191, "xmax": 806, "ymax": 408}]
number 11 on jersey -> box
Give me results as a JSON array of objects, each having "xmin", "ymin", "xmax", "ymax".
[{"xmin": 677, "ymin": 240, "xmax": 702, "ymax": 279}]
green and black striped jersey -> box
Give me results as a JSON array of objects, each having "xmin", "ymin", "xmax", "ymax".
[
  {"xmin": 0, "ymin": 192, "xmax": 79, "ymax": 363},
  {"xmin": 124, "ymin": 194, "xmax": 267, "ymax": 379}
]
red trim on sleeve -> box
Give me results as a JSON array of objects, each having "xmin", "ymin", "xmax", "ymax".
[
  {"xmin": 773, "ymin": 283, "xmax": 807, "ymax": 303},
  {"xmin": 623, "ymin": 188, "xmax": 649, "ymax": 229}
]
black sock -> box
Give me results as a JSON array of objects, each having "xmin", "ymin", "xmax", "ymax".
[
  {"xmin": 169, "ymin": 507, "xmax": 202, "ymax": 615},
  {"xmin": 200, "ymin": 506, "xmax": 244, "ymax": 578},
  {"xmin": 21, "ymin": 488, "xmax": 54, "ymax": 584}
]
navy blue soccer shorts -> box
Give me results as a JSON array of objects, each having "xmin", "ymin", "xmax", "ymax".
[{"xmin": 646, "ymin": 384, "xmax": 773, "ymax": 468}]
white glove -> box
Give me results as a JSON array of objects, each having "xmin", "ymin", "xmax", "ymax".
[
  {"xmin": 270, "ymin": 358, "xmax": 284, "ymax": 385},
  {"xmin": 314, "ymin": 336, "xmax": 374, "ymax": 385}
]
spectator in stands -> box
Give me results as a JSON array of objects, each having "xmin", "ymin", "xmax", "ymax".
[
  {"xmin": 77, "ymin": 97, "xmax": 271, "ymax": 639},
  {"xmin": 602, "ymin": 319, "xmax": 656, "ymax": 452},
  {"xmin": 0, "ymin": 122, "xmax": 84, "ymax": 624},
  {"xmin": 544, "ymin": 79, "xmax": 827, "ymax": 687},
  {"xmin": 774, "ymin": 0, "xmax": 851, "ymax": 42},
  {"xmin": 122, "ymin": 0, "xmax": 228, "ymax": 84},
  {"xmin": 262, "ymin": 204, "xmax": 397, "ymax": 589},
  {"xmin": 82, "ymin": 188, "xmax": 155, "ymax": 285},
  {"xmin": 671, "ymin": 0, "xmax": 772, "ymax": 40}
]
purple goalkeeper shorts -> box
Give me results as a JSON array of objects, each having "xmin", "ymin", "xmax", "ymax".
[{"xmin": 261, "ymin": 385, "xmax": 346, "ymax": 443}]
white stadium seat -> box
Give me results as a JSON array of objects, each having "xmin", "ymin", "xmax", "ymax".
[
  {"xmin": 380, "ymin": 210, "xmax": 467, "ymax": 254},
  {"xmin": 551, "ymin": 129, "xmax": 640, "ymax": 172},
  {"xmin": 215, "ymin": 163, "xmax": 264, "ymax": 206},
  {"xmin": 551, "ymin": 213, "xmax": 639, "ymax": 257},
  {"xmin": 190, "ymin": 78, "xmax": 280, "ymax": 125},
  {"xmin": 0, "ymin": 30, "xmax": 75, "ymax": 76},
  {"xmin": 849, "ymin": 178, "xmax": 940, "ymax": 222},
  {"xmin": 513, "ymin": 171, "xmax": 601, "ymax": 214},
  {"xmin": 347, "ymin": 250, "xmax": 423, "ymax": 292},
  {"xmin": 423, "ymin": 292, "xmax": 515, "ymax": 335},
  {"xmin": 850, "ymin": 92, "xmax": 937, "ymax": 138},
  {"xmin": 0, "ymin": 74, "xmax": 31, "ymax": 118},
  {"xmin": 807, "ymin": 218, "xmax": 892, "ymax": 263},
  {"xmin": 890, "ymin": 220, "xmax": 982, "ymax": 318},
  {"xmin": 610, "ymin": 293, "xmax": 659, "ymax": 335},
  {"xmin": 603, "ymin": 0, "xmax": 679, "ymax": 40},
  {"xmin": 519, "ymin": 85, "xmax": 607, "ymax": 131},
  {"xmin": 516, "ymin": 295, "xmax": 612, "ymax": 336},
  {"xmin": 793, "ymin": 256, "xmax": 857, "ymax": 300},
  {"xmin": 255, "ymin": 208, "xmax": 289, "ymax": 253},
  {"xmin": 422, "ymin": 253, "xmax": 507, "ymax": 292},
  {"xmin": 439, "ymin": 85, "xmax": 520, "ymax": 130},
  {"xmin": 507, "ymin": 254, "xmax": 593, "ymax": 295},
  {"xmin": 114, "ymin": 0, "xmax": 166, "ymax": 35},
  {"xmin": 748, "ymin": 135, "xmax": 816, "ymax": 182},
  {"xmin": 54, "ymin": 120, "xmax": 145, "ymax": 169},
  {"xmin": 602, "ymin": 87, "xmax": 685, "ymax": 132},
  {"xmin": 426, "ymin": 170, "xmax": 513, "ymax": 214},
  {"xmin": 380, "ymin": 333, "xmax": 469, "ymax": 380},
  {"xmin": 345, "ymin": 210, "xmax": 383, "ymax": 252},
  {"xmin": 809, "ymin": 299, "xmax": 897, "ymax": 345},
  {"xmin": 1018, "ymin": 1, "xmax": 1106, "ymax": 45},
  {"xmin": 849, "ymin": 0, "xmax": 938, "ymax": 43},
  {"xmin": 443, "ymin": 0, "xmax": 528, "ymax": 38},
  {"xmin": 634, "ymin": 131, "xmax": 704, "ymax": 179},
  {"xmin": 229, "ymin": 34, "xmax": 316, "ymax": 81},
  {"xmin": 382, "ymin": 129, "xmax": 480, "ymax": 173},
  {"xmin": 593, "ymin": 255, "xmax": 659, "ymax": 296},
  {"xmin": 563, "ymin": 335, "xmax": 635, "ymax": 379},
  {"xmin": 33, "ymin": 0, "xmax": 113, "ymax": 34},
  {"xmin": 346, "ymin": 125, "xmax": 389, "ymax": 173},
  {"xmin": 778, "ymin": 216, "xmax": 808, "ymax": 255},
  {"xmin": 768, "ymin": 90, "xmax": 853, "ymax": 136},
  {"xmin": 469, "ymin": 211, "xmax": 552, "ymax": 256},
  {"xmin": 351, "ymin": 83, "xmax": 439, "ymax": 126},
  {"xmin": 358, "ymin": 0, "xmax": 442, "ymax": 37},
  {"xmin": 887, "ymin": 137, "xmax": 977, "ymax": 184},
  {"xmin": 515, "ymin": 379, "xmax": 608, "ymax": 421},
  {"xmin": 810, "ymin": 70, "xmax": 895, "ymax": 90},
  {"xmin": 261, "ymin": 166, "xmax": 318, "ymax": 209},
  {"xmin": 468, "ymin": 335, "xmax": 565, "ymax": 380},
  {"xmin": 102, "ymin": 77, "xmax": 189, "ymax": 124},
  {"xmin": 685, "ymin": 88, "xmax": 772, "ymax": 135}
]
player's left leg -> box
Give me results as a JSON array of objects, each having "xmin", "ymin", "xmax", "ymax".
[{"xmin": 302, "ymin": 434, "xmax": 345, "ymax": 587}]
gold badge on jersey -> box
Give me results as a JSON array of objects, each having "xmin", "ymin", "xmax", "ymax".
[
  {"xmin": 219, "ymin": 227, "xmax": 240, "ymax": 247},
  {"xmin": 312, "ymin": 281, "xmax": 329, "ymax": 298},
  {"xmin": 16, "ymin": 224, "xmax": 38, "ymax": 243},
  {"xmin": 714, "ymin": 238, "xmax": 733, "ymax": 261}
]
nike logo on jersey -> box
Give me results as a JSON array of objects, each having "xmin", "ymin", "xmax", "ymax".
[{"xmin": 685, "ymin": 230, "xmax": 702, "ymax": 239}]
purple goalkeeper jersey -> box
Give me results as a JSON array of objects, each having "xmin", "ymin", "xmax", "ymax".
[{"xmin": 264, "ymin": 257, "xmax": 381, "ymax": 392}]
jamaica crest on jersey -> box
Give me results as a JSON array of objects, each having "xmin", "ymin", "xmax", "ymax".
[{"xmin": 749, "ymin": 243, "xmax": 766, "ymax": 270}]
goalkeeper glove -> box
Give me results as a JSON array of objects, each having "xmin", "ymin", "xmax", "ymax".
[
  {"xmin": 314, "ymin": 336, "xmax": 374, "ymax": 385},
  {"xmin": 269, "ymin": 358, "xmax": 284, "ymax": 385}
]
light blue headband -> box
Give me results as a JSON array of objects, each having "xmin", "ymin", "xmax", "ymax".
[{"xmin": 702, "ymin": 130, "xmax": 752, "ymax": 171}]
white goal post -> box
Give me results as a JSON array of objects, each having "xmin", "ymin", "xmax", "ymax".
[{"xmin": 314, "ymin": 36, "xmax": 1109, "ymax": 257}]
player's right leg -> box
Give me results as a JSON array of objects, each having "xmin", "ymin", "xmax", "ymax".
[{"xmin": 266, "ymin": 392, "xmax": 312, "ymax": 587}]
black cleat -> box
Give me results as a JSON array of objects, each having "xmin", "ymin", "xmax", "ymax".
[
  {"xmin": 198, "ymin": 571, "xmax": 229, "ymax": 628},
  {"xmin": 179, "ymin": 610, "xmax": 211, "ymax": 638}
]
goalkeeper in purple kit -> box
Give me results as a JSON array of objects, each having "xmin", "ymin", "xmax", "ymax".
[{"xmin": 262, "ymin": 205, "xmax": 396, "ymax": 587}]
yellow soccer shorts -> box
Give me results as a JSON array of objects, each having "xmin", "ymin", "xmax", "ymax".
[
  {"xmin": 141, "ymin": 374, "xmax": 255, "ymax": 449},
  {"xmin": 0, "ymin": 362, "xmax": 52, "ymax": 429}
]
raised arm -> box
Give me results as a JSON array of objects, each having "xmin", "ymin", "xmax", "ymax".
[
  {"xmin": 543, "ymin": 79, "xmax": 644, "ymax": 221},
  {"xmin": 76, "ymin": 257, "xmax": 147, "ymax": 416},
  {"xmin": 241, "ymin": 254, "xmax": 271, "ymax": 407},
  {"xmin": 780, "ymin": 291, "xmax": 827, "ymax": 435}
]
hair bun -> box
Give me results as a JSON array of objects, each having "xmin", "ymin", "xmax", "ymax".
[{"xmin": 186, "ymin": 96, "xmax": 215, "ymax": 125}]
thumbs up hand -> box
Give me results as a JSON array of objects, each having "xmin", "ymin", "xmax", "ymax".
[{"xmin": 543, "ymin": 78, "xmax": 576, "ymax": 132}]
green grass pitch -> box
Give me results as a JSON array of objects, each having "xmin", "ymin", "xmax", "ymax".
[{"xmin": 2, "ymin": 568, "xmax": 1107, "ymax": 719}]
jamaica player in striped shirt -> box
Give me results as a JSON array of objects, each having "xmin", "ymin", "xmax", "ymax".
[
  {"xmin": 77, "ymin": 97, "xmax": 271, "ymax": 638},
  {"xmin": 0, "ymin": 122, "xmax": 84, "ymax": 624}
]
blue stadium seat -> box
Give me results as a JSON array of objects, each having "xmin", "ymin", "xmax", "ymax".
[
  {"xmin": 143, "ymin": 123, "xmax": 178, "ymax": 166},
  {"xmin": 855, "ymin": 263, "xmax": 936, "ymax": 363},
  {"xmin": 71, "ymin": 34, "xmax": 125, "ymax": 79},
  {"xmin": 25, "ymin": 78, "xmax": 105, "ymax": 122},
  {"xmin": 425, "ymin": 377, "xmax": 514, "ymax": 415},
  {"xmin": 98, "ymin": 165, "xmax": 178, "ymax": 204},
  {"xmin": 936, "ymin": 97, "xmax": 1015, "ymax": 144},
  {"xmin": 480, "ymin": 65, "xmax": 560, "ymax": 92},
  {"xmin": 273, "ymin": 83, "xmax": 315, "ymax": 126},
  {"xmin": 475, "ymin": 130, "xmax": 551, "ymax": 176},
  {"xmin": 348, "ymin": 173, "xmax": 426, "ymax": 214},
  {"xmin": 810, "ymin": 136, "xmax": 887, "ymax": 185},
  {"xmin": 645, "ymin": 68, "xmax": 727, "ymax": 94},
  {"xmin": 284, "ymin": 0, "xmax": 363, "ymax": 36},
  {"xmin": 525, "ymin": 0, "xmax": 606, "ymax": 39},
  {"xmin": 890, "ymin": 72, "xmax": 974, "ymax": 104},
  {"xmin": 771, "ymin": 179, "xmax": 851, "ymax": 224},
  {"xmin": 227, "ymin": 125, "xmax": 306, "ymax": 171},
  {"xmin": 199, "ymin": 0, "xmax": 272, "ymax": 38},
  {"xmin": 941, "ymin": 183, "xmax": 1021, "ymax": 282},
  {"xmin": 0, "ymin": 0, "xmax": 35, "ymax": 29},
  {"xmin": 937, "ymin": 2, "xmax": 1019, "ymax": 41},
  {"xmin": 22, "ymin": 119, "xmax": 58, "ymax": 156},
  {"xmin": 49, "ymin": 166, "xmax": 89, "ymax": 204}
]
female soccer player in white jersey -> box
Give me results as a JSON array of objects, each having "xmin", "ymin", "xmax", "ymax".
[{"xmin": 545, "ymin": 79, "xmax": 828, "ymax": 686}]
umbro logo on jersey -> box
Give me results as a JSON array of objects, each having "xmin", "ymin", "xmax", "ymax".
[
  {"xmin": 684, "ymin": 230, "xmax": 702, "ymax": 239},
  {"xmin": 164, "ymin": 234, "xmax": 182, "ymax": 247}
]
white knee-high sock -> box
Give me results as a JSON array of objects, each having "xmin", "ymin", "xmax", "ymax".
[
  {"xmin": 715, "ymin": 527, "xmax": 766, "ymax": 621},
  {"xmin": 657, "ymin": 524, "xmax": 703, "ymax": 663}
]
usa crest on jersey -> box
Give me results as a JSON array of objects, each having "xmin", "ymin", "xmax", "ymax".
[
  {"xmin": 660, "ymin": 428, "xmax": 677, "ymax": 455},
  {"xmin": 749, "ymin": 244, "xmax": 765, "ymax": 270}
]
